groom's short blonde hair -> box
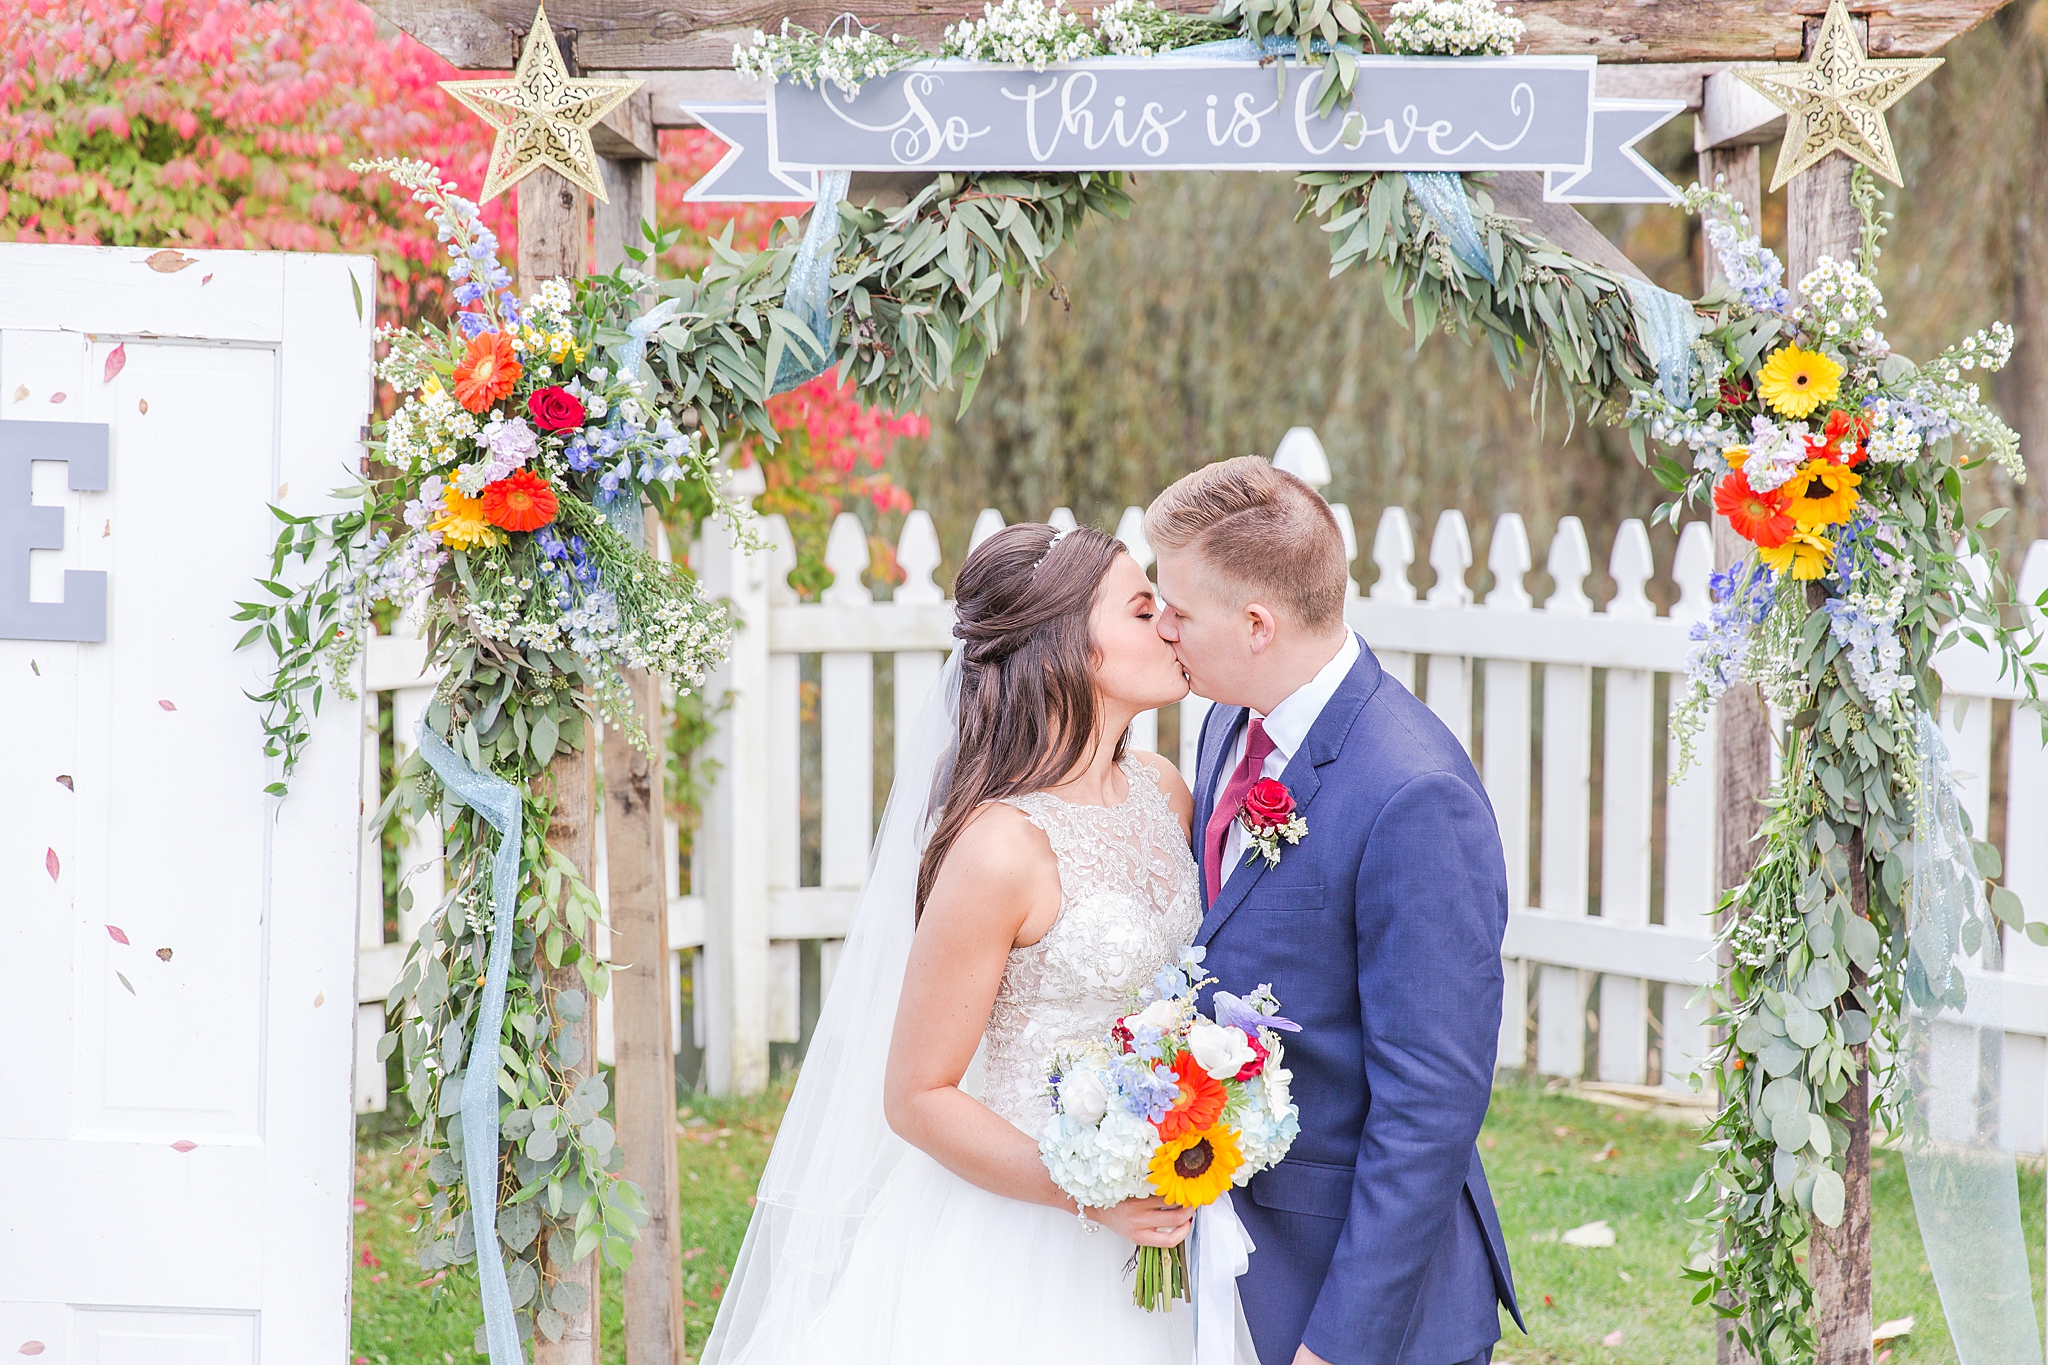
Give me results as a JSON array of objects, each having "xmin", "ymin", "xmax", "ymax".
[{"xmin": 1145, "ymin": 456, "xmax": 1348, "ymax": 632}]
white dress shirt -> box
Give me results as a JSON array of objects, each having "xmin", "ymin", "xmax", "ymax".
[{"xmin": 1218, "ymin": 631, "xmax": 1360, "ymax": 884}]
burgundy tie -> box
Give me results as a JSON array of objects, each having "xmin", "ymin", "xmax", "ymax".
[{"xmin": 1204, "ymin": 717, "xmax": 1277, "ymax": 906}]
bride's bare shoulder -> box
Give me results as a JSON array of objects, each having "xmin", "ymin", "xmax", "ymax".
[{"xmin": 923, "ymin": 802, "xmax": 1060, "ymax": 927}]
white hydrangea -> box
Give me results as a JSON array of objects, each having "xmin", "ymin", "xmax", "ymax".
[
  {"xmin": 1039, "ymin": 1106, "xmax": 1160, "ymax": 1208},
  {"xmin": 1384, "ymin": 0, "xmax": 1523, "ymax": 55},
  {"xmin": 946, "ymin": 0, "xmax": 1100, "ymax": 67}
]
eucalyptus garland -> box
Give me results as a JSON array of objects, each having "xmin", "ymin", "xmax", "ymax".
[{"xmin": 1630, "ymin": 174, "xmax": 2046, "ymax": 1364}]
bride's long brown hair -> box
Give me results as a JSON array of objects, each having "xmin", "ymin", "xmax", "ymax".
[{"xmin": 915, "ymin": 522, "xmax": 1127, "ymax": 920}]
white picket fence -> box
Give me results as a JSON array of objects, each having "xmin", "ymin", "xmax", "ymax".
[{"xmin": 353, "ymin": 434, "xmax": 2048, "ymax": 1149}]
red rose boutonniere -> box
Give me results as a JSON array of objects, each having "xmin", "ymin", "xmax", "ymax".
[{"xmin": 1239, "ymin": 777, "xmax": 1308, "ymax": 869}]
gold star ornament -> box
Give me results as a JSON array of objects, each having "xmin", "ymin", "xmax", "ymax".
[
  {"xmin": 1740, "ymin": 0, "xmax": 1942, "ymax": 192},
  {"xmin": 440, "ymin": 4, "xmax": 641, "ymax": 203}
]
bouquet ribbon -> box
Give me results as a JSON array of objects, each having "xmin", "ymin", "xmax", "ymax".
[
  {"xmin": 415, "ymin": 720, "xmax": 527, "ymax": 1365},
  {"xmin": 1192, "ymin": 1192, "xmax": 1255, "ymax": 1365}
]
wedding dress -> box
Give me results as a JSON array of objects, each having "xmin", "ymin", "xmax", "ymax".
[{"xmin": 704, "ymin": 658, "xmax": 1246, "ymax": 1364}]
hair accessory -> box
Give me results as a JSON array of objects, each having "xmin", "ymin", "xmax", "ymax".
[{"xmin": 1032, "ymin": 525, "xmax": 1073, "ymax": 571}]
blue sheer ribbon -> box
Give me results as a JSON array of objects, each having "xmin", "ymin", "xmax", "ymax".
[
  {"xmin": 1900, "ymin": 710, "xmax": 2044, "ymax": 1365},
  {"xmin": 772, "ymin": 169, "xmax": 852, "ymax": 394},
  {"xmin": 415, "ymin": 720, "xmax": 527, "ymax": 1365},
  {"xmin": 1623, "ymin": 277, "xmax": 1701, "ymax": 407},
  {"xmin": 1405, "ymin": 171, "xmax": 1495, "ymax": 286}
]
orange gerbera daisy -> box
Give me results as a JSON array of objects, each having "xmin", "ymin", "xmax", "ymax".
[
  {"xmin": 453, "ymin": 331, "xmax": 521, "ymax": 413},
  {"xmin": 1712, "ymin": 471, "xmax": 1795, "ymax": 549},
  {"xmin": 1816, "ymin": 409, "xmax": 1870, "ymax": 466},
  {"xmin": 480, "ymin": 469, "xmax": 559, "ymax": 532},
  {"xmin": 1155, "ymin": 1051, "xmax": 1226, "ymax": 1143}
]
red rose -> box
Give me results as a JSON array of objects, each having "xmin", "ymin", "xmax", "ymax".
[
  {"xmin": 527, "ymin": 385, "xmax": 586, "ymax": 432},
  {"xmin": 1233, "ymin": 1033, "xmax": 1269, "ymax": 1082},
  {"xmin": 1242, "ymin": 777, "xmax": 1295, "ymax": 828},
  {"xmin": 1718, "ymin": 375, "xmax": 1753, "ymax": 411}
]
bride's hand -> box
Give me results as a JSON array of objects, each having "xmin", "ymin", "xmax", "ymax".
[{"xmin": 1085, "ymin": 1196, "xmax": 1193, "ymax": 1248}]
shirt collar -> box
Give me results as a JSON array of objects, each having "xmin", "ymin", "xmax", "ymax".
[{"xmin": 1254, "ymin": 632, "xmax": 1360, "ymax": 762}]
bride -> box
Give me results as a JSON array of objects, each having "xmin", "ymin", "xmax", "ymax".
[{"xmin": 704, "ymin": 521, "xmax": 1245, "ymax": 1363}]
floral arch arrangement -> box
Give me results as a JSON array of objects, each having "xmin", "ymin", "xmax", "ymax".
[{"xmin": 245, "ymin": 1, "xmax": 2047, "ymax": 1358}]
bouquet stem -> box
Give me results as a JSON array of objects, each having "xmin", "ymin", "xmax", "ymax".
[{"xmin": 1132, "ymin": 1243, "xmax": 1190, "ymax": 1311}]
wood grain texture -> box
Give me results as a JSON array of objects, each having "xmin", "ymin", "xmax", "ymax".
[
  {"xmin": 517, "ymin": 167, "xmax": 590, "ymax": 284},
  {"xmin": 535, "ymin": 743, "xmax": 602, "ymax": 1365},
  {"xmin": 367, "ymin": 0, "xmax": 2015, "ymax": 70},
  {"xmin": 601, "ymin": 657, "xmax": 688, "ymax": 1365}
]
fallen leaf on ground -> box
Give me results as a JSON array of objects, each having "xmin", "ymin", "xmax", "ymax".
[
  {"xmin": 55, "ymin": 774, "xmax": 73, "ymax": 791},
  {"xmin": 353, "ymin": 1199, "xmax": 369, "ymax": 1212},
  {"xmin": 104, "ymin": 343, "xmax": 126, "ymax": 383},
  {"xmin": 107, "ymin": 925, "xmax": 130, "ymax": 944},
  {"xmin": 683, "ymin": 1246, "xmax": 706, "ymax": 1260},
  {"xmin": 19, "ymin": 1343, "xmax": 47, "ymax": 1356},
  {"xmin": 45, "ymin": 848, "xmax": 59, "ymax": 881},
  {"xmin": 1875, "ymin": 1352, "xmax": 1891, "ymax": 1365},
  {"xmin": 1872, "ymin": 1318, "xmax": 1914, "ymax": 1345},
  {"xmin": 144, "ymin": 249, "xmax": 196, "ymax": 273},
  {"xmin": 158, "ymin": 699, "xmax": 177, "ymax": 711},
  {"xmin": 116, "ymin": 971, "xmax": 135, "ymax": 995},
  {"xmin": 138, "ymin": 399, "xmax": 148, "ymax": 414},
  {"xmin": 170, "ymin": 1139, "xmax": 196, "ymax": 1152},
  {"xmin": 313, "ymin": 992, "xmax": 325, "ymax": 1007},
  {"xmin": 11, "ymin": 385, "xmax": 27, "ymax": 402},
  {"xmin": 1602, "ymin": 1329, "xmax": 1624, "ymax": 1347},
  {"xmin": 1590, "ymin": 1142, "xmax": 1618, "ymax": 1162},
  {"xmin": 1483, "ymin": 1136, "xmax": 1496, "ymax": 1149},
  {"xmin": 201, "ymin": 272, "xmax": 214, "ymax": 285},
  {"xmin": 1552, "ymin": 1126, "xmax": 1571, "ymax": 1137},
  {"xmin": 157, "ymin": 948, "xmax": 172, "ymax": 961},
  {"xmin": 48, "ymin": 392, "xmax": 66, "ymax": 404},
  {"xmin": 1561, "ymin": 1220, "xmax": 1617, "ymax": 1249}
]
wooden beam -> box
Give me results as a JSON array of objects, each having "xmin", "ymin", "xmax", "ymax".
[
  {"xmin": 593, "ymin": 88, "xmax": 659, "ymax": 161},
  {"xmin": 367, "ymin": 0, "xmax": 2014, "ymax": 71},
  {"xmin": 597, "ymin": 102, "xmax": 661, "ymax": 265},
  {"xmin": 1486, "ymin": 173, "xmax": 1652, "ymax": 283},
  {"xmin": 602, "ymin": 654, "xmax": 688, "ymax": 1365},
  {"xmin": 1695, "ymin": 69, "xmax": 1787, "ymax": 151}
]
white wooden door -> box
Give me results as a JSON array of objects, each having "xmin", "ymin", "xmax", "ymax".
[{"xmin": 0, "ymin": 244, "xmax": 372, "ymax": 1363}]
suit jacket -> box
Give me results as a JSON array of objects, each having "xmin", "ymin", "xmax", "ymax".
[{"xmin": 1195, "ymin": 637, "xmax": 1522, "ymax": 1365}]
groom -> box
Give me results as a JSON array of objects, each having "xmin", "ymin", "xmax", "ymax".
[{"xmin": 1146, "ymin": 458, "xmax": 1520, "ymax": 1365}]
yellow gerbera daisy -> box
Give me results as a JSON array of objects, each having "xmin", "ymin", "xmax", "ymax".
[
  {"xmin": 1148, "ymin": 1123, "xmax": 1245, "ymax": 1210},
  {"xmin": 1758, "ymin": 528, "xmax": 1835, "ymax": 580},
  {"xmin": 1757, "ymin": 346, "xmax": 1844, "ymax": 419},
  {"xmin": 1782, "ymin": 459, "xmax": 1862, "ymax": 528},
  {"xmin": 429, "ymin": 486, "xmax": 505, "ymax": 550}
]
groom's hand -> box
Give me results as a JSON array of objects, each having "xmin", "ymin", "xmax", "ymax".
[{"xmin": 1291, "ymin": 1347, "xmax": 1332, "ymax": 1365}]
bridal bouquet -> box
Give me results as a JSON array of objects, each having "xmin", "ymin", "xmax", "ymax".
[{"xmin": 1039, "ymin": 946, "xmax": 1301, "ymax": 1309}]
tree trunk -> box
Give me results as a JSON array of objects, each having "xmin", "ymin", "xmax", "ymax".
[
  {"xmin": 604, "ymin": 653, "xmax": 688, "ymax": 1365},
  {"xmin": 534, "ymin": 742, "xmax": 602, "ymax": 1365}
]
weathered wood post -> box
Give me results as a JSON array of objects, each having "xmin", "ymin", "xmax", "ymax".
[
  {"xmin": 519, "ymin": 154, "xmax": 604, "ymax": 1365},
  {"xmin": 1786, "ymin": 129, "xmax": 1875, "ymax": 1365},
  {"xmin": 591, "ymin": 95, "xmax": 692, "ymax": 1365}
]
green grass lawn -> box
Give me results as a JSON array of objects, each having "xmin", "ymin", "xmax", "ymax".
[{"xmin": 350, "ymin": 1074, "xmax": 2043, "ymax": 1363}]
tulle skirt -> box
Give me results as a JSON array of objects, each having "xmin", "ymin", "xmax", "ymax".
[{"xmin": 798, "ymin": 1145, "xmax": 1249, "ymax": 1364}]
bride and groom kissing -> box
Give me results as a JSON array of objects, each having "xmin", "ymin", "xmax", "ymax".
[{"xmin": 704, "ymin": 457, "xmax": 1522, "ymax": 1365}]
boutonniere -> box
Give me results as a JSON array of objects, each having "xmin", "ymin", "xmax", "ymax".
[{"xmin": 1239, "ymin": 778, "xmax": 1308, "ymax": 868}]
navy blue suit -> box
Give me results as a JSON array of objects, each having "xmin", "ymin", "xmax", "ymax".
[{"xmin": 1194, "ymin": 637, "xmax": 1521, "ymax": 1365}]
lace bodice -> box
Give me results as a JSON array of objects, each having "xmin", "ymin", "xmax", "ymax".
[{"xmin": 980, "ymin": 757, "xmax": 1202, "ymax": 1134}]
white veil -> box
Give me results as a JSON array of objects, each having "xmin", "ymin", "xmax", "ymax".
[{"xmin": 701, "ymin": 652, "xmax": 961, "ymax": 1364}]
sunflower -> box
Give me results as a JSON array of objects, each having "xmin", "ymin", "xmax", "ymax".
[
  {"xmin": 1154, "ymin": 1051, "xmax": 1226, "ymax": 1143},
  {"xmin": 1758, "ymin": 528, "xmax": 1835, "ymax": 580},
  {"xmin": 1148, "ymin": 1123, "xmax": 1245, "ymax": 1210},
  {"xmin": 1782, "ymin": 459, "xmax": 1861, "ymax": 528},
  {"xmin": 1712, "ymin": 471, "xmax": 1794, "ymax": 548},
  {"xmin": 452, "ymin": 330, "xmax": 522, "ymax": 413},
  {"xmin": 429, "ymin": 487, "xmax": 505, "ymax": 550},
  {"xmin": 1757, "ymin": 346, "xmax": 1844, "ymax": 419}
]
